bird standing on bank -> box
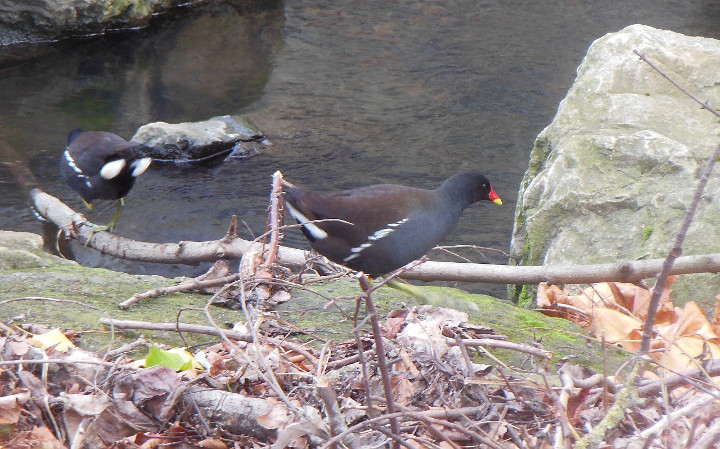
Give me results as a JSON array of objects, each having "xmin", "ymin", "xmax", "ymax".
[
  {"xmin": 59, "ymin": 129, "xmax": 151, "ymax": 232},
  {"xmin": 283, "ymin": 172, "xmax": 502, "ymax": 277}
]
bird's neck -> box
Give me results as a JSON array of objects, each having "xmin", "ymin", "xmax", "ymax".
[{"xmin": 436, "ymin": 174, "xmax": 480, "ymax": 211}]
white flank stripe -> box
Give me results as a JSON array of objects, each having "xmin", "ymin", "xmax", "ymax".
[
  {"xmin": 285, "ymin": 202, "xmax": 328, "ymax": 240},
  {"xmin": 65, "ymin": 150, "xmax": 92, "ymax": 187},
  {"xmin": 64, "ymin": 150, "xmax": 84, "ymax": 174},
  {"xmin": 344, "ymin": 217, "xmax": 409, "ymax": 260},
  {"xmin": 131, "ymin": 157, "xmax": 152, "ymax": 176},
  {"xmin": 368, "ymin": 228, "xmax": 393, "ymax": 240},
  {"xmin": 100, "ymin": 159, "xmax": 127, "ymax": 180},
  {"xmin": 350, "ymin": 243, "xmax": 372, "ymax": 253}
]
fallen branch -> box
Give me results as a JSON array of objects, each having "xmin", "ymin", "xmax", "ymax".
[
  {"xmin": 97, "ymin": 318, "xmax": 253, "ymax": 342},
  {"xmin": 98, "ymin": 318, "xmax": 322, "ymax": 368},
  {"xmin": 637, "ymin": 357, "xmax": 720, "ymax": 398},
  {"xmin": 32, "ymin": 188, "xmax": 720, "ymax": 284},
  {"xmin": 119, "ymin": 272, "xmax": 240, "ymax": 309},
  {"xmin": 446, "ymin": 337, "xmax": 552, "ymax": 360}
]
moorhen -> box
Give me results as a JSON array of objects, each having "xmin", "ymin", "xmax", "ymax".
[
  {"xmin": 59, "ymin": 129, "xmax": 151, "ymax": 232},
  {"xmin": 283, "ymin": 172, "xmax": 502, "ymax": 276}
]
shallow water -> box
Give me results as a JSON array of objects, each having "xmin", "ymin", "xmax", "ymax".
[{"xmin": 2, "ymin": 0, "xmax": 720, "ymax": 297}]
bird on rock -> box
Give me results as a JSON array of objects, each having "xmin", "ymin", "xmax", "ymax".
[
  {"xmin": 59, "ymin": 129, "xmax": 152, "ymax": 232},
  {"xmin": 283, "ymin": 172, "xmax": 502, "ymax": 277}
]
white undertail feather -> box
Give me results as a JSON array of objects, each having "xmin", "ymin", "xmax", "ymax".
[
  {"xmin": 100, "ymin": 159, "xmax": 127, "ymax": 180},
  {"xmin": 285, "ymin": 202, "xmax": 328, "ymax": 240},
  {"xmin": 131, "ymin": 157, "xmax": 152, "ymax": 177}
]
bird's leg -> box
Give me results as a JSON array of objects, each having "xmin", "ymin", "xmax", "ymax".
[
  {"xmin": 80, "ymin": 199, "xmax": 124, "ymax": 246},
  {"xmin": 76, "ymin": 200, "xmax": 105, "ymax": 245},
  {"xmin": 106, "ymin": 198, "xmax": 124, "ymax": 232}
]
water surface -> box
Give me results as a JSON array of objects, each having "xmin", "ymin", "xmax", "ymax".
[{"xmin": 2, "ymin": 0, "xmax": 720, "ymax": 297}]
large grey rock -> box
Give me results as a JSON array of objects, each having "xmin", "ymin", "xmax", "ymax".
[
  {"xmin": 132, "ymin": 115, "xmax": 269, "ymax": 164},
  {"xmin": 511, "ymin": 24, "xmax": 720, "ymax": 304},
  {"xmin": 0, "ymin": 0, "xmax": 175, "ymax": 45}
]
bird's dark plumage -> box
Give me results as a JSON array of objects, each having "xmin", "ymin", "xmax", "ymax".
[
  {"xmin": 60, "ymin": 129, "xmax": 151, "ymax": 231},
  {"xmin": 283, "ymin": 172, "xmax": 502, "ymax": 276}
]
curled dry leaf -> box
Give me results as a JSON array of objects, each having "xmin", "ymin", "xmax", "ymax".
[
  {"xmin": 0, "ymin": 391, "xmax": 31, "ymax": 426},
  {"xmin": 197, "ymin": 438, "xmax": 229, "ymax": 449},
  {"xmin": 538, "ymin": 281, "xmax": 720, "ymax": 374},
  {"xmin": 587, "ymin": 308, "xmax": 642, "ymax": 353},
  {"xmin": 256, "ymin": 398, "xmax": 292, "ymax": 430}
]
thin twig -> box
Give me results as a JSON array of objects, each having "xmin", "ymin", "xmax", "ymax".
[
  {"xmin": 447, "ymin": 337, "xmax": 552, "ymax": 360},
  {"xmin": 265, "ymin": 170, "xmax": 283, "ymax": 266},
  {"xmin": 634, "ymin": 50, "xmax": 720, "ymax": 120},
  {"xmin": 119, "ymin": 273, "xmax": 240, "ymax": 309},
  {"xmin": 353, "ymin": 295, "xmax": 377, "ymax": 418},
  {"xmin": 358, "ymin": 274, "xmax": 402, "ymax": 449},
  {"xmin": 0, "ymin": 359, "xmax": 116, "ymax": 368},
  {"xmin": 98, "ymin": 318, "xmax": 252, "ymax": 342},
  {"xmin": 318, "ymin": 408, "xmax": 505, "ymax": 449},
  {"xmin": 316, "ymin": 381, "xmax": 362, "ymax": 449}
]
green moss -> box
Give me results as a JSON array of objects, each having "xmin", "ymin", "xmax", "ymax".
[
  {"xmin": 0, "ymin": 228, "xmax": 632, "ymax": 373},
  {"xmin": 0, "ymin": 265, "xmax": 238, "ymax": 351},
  {"xmin": 517, "ymin": 284, "xmax": 533, "ymax": 308},
  {"xmin": 642, "ymin": 225, "xmax": 654, "ymax": 242},
  {"xmin": 101, "ymin": 0, "xmax": 162, "ymax": 21}
]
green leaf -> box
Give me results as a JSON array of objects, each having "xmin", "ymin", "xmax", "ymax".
[{"xmin": 144, "ymin": 345, "xmax": 194, "ymax": 371}]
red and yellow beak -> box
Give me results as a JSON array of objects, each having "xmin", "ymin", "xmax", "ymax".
[{"xmin": 488, "ymin": 188, "xmax": 502, "ymax": 205}]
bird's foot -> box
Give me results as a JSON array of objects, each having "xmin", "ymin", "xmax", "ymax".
[{"xmin": 82, "ymin": 222, "xmax": 113, "ymax": 246}]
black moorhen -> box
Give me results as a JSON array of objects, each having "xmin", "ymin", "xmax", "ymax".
[
  {"xmin": 283, "ymin": 172, "xmax": 502, "ymax": 277},
  {"xmin": 59, "ymin": 129, "xmax": 151, "ymax": 232}
]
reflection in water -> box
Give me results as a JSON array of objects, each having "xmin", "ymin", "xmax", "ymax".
[{"xmin": 2, "ymin": 0, "xmax": 720, "ymax": 297}]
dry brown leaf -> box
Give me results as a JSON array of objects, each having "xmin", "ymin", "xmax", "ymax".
[
  {"xmin": 9, "ymin": 339, "xmax": 30, "ymax": 356},
  {"xmin": 257, "ymin": 398, "xmax": 292, "ymax": 430},
  {"xmin": 654, "ymin": 336, "xmax": 720, "ymax": 372},
  {"xmin": 585, "ymin": 283, "xmax": 621, "ymax": 308},
  {"xmin": 391, "ymin": 376, "xmax": 415, "ymax": 406},
  {"xmin": 198, "ymin": 438, "xmax": 229, "ymax": 449},
  {"xmin": 537, "ymin": 283, "xmax": 566, "ymax": 308},
  {"xmin": 6, "ymin": 426, "xmax": 66, "ymax": 449},
  {"xmin": 613, "ymin": 283, "xmax": 652, "ymax": 316},
  {"xmin": 587, "ymin": 308, "xmax": 642, "ymax": 352},
  {"xmin": 138, "ymin": 437, "xmax": 163, "ymax": 449},
  {"xmin": 711, "ymin": 294, "xmax": 720, "ymax": 336},
  {"xmin": 656, "ymin": 302, "xmax": 720, "ymax": 343},
  {"xmin": 0, "ymin": 391, "xmax": 29, "ymax": 426},
  {"xmin": 396, "ymin": 347, "xmax": 421, "ymax": 378},
  {"xmin": 384, "ymin": 312, "xmax": 408, "ymax": 339},
  {"xmin": 564, "ymin": 287, "xmax": 595, "ymax": 310},
  {"xmin": 538, "ymin": 280, "xmax": 718, "ymax": 362}
]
